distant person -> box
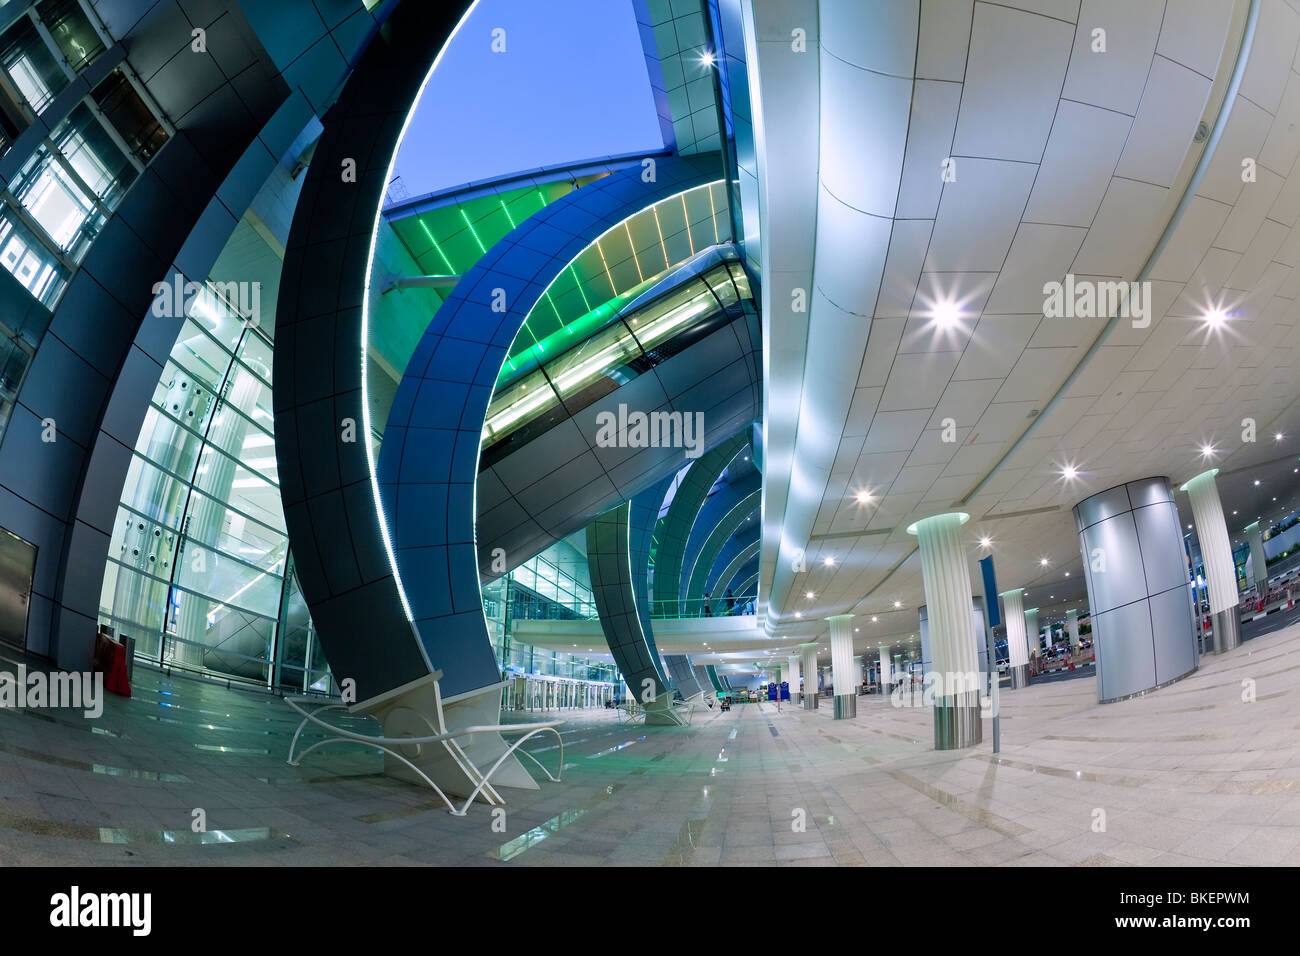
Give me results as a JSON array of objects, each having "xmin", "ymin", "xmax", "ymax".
[
  {"xmin": 725, "ymin": 588, "xmax": 735, "ymax": 613},
  {"xmin": 703, "ymin": 592, "xmax": 712, "ymax": 617}
]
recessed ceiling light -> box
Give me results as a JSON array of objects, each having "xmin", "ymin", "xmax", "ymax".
[
  {"xmin": 1061, "ymin": 464, "xmax": 1078, "ymax": 480},
  {"xmin": 1064, "ymin": 571, "xmax": 1070, "ymax": 577},
  {"xmin": 1199, "ymin": 444, "xmax": 1216, "ymax": 458},
  {"xmin": 1275, "ymin": 433, "xmax": 1284, "ymax": 441},
  {"xmin": 871, "ymin": 616, "xmax": 878, "ymax": 622},
  {"xmin": 1203, "ymin": 307, "xmax": 1228, "ymax": 327},
  {"xmin": 979, "ymin": 536, "xmax": 992, "ymax": 548},
  {"xmin": 855, "ymin": 490, "xmax": 874, "ymax": 504},
  {"xmin": 805, "ymin": 591, "xmax": 815, "ymax": 600},
  {"xmin": 823, "ymin": 556, "xmax": 835, "ymax": 567},
  {"xmin": 1040, "ymin": 558, "xmax": 1049, "ymax": 566},
  {"xmin": 893, "ymin": 601, "xmax": 901, "ymax": 608},
  {"xmin": 699, "ymin": 49, "xmax": 716, "ymax": 67},
  {"xmin": 932, "ymin": 300, "xmax": 962, "ymax": 328},
  {"xmin": 794, "ymin": 611, "xmax": 802, "ymax": 618},
  {"xmin": 1255, "ymin": 479, "xmax": 1261, "ymax": 486}
]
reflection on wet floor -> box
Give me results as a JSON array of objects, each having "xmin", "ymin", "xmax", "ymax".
[{"xmin": 487, "ymin": 784, "xmax": 623, "ymax": 862}]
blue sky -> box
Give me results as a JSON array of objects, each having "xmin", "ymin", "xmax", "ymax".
[{"xmin": 391, "ymin": 0, "xmax": 666, "ymax": 200}]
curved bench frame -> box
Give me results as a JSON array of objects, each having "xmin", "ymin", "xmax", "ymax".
[{"xmin": 285, "ymin": 696, "xmax": 564, "ymax": 816}]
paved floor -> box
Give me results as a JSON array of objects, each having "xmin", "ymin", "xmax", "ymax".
[{"xmin": 2, "ymin": 617, "xmax": 1299, "ymax": 866}]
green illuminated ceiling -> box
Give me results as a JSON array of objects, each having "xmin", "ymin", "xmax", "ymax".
[
  {"xmin": 385, "ymin": 176, "xmax": 595, "ymax": 312},
  {"xmin": 501, "ymin": 180, "xmax": 729, "ymax": 383}
]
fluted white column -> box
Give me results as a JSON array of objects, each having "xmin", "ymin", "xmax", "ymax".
[
  {"xmin": 1180, "ymin": 469, "xmax": 1242, "ymax": 652},
  {"xmin": 908, "ymin": 512, "xmax": 982, "ymax": 748},
  {"xmin": 1066, "ymin": 608, "xmax": 1079, "ymax": 648},
  {"xmin": 853, "ymin": 655, "xmax": 863, "ymax": 688},
  {"xmin": 879, "ymin": 645, "xmax": 891, "ymax": 691},
  {"xmin": 800, "ymin": 642, "xmax": 819, "ymax": 710},
  {"xmin": 788, "ymin": 654, "xmax": 801, "ymax": 696},
  {"xmin": 1245, "ymin": 520, "xmax": 1268, "ymax": 594},
  {"xmin": 828, "ymin": 614, "xmax": 855, "ymax": 718},
  {"xmin": 1024, "ymin": 607, "xmax": 1039, "ymax": 655},
  {"xmin": 1001, "ymin": 588, "xmax": 1029, "ymax": 666}
]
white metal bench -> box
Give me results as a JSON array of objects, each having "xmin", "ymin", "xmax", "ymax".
[{"xmin": 284, "ymin": 692, "xmax": 564, "ymax": 816}]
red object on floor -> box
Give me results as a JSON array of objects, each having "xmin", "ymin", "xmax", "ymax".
[{"xmin": 104, "ymin": 641, "xmax": 131, "ymax": 698}]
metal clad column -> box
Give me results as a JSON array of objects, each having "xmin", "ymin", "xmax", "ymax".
[
  {"xmin": 1000, "ymin": 588, "xmax": 1030, "ymax": 688},
  {"xmin": 1074, "ymin": 477, "xmax": 1199, "ymax": 701},
  {"xmin": 788, "ymin": 654, "xmax": 801, "ymax": 703},
  {"xmin": 1024, "ymin": 607, "xmax": 1039, "ymax": 658},
  {"xmin": 800, "ymin": 642, "xmax": 819, "ymax": 710},
  {"xmin": 907, "ymin": 513, "xmax": 982, "ymax": 750},
  {"xmin": 1066, "ymin": 608, "xmax": 1079, "ymax": 649},
  {"xmin": 1245, "ymin": 520, "xmax": 1268, "ymax": 596},
  {"xmin": 828, "ymin": 613, "xmax": 855, "ymax": 718},
  {"xmin": 1180, "ymin": 470, "xmax": 1242, "ymax": 653},
  {"xmin": 879, "ymin": 645, "xmax": 891, "ymax": 693}
]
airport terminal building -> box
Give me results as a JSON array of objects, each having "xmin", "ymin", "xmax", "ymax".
[{"xmin": 0, "ymin": 0, "xmax": 1297, "ymax": 888}]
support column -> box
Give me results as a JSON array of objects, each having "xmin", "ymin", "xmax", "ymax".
[
  {"xmin": 800, "ymin": 642, "xmax": 819, "ymax": 710},
  {"xmin": 828, "ymin": 614, "xmax": 855, "ymax": 719},
  {"xmin": 1180, "ymin": 470, "xmax": 1242, "ymax": 654},
  {"xmin": 1066, "ymin": 608, "xmax": 1079, "ymax": 649},
  {"xmin": 787, "ymin": 654, "xmax": 801, "ymax": 703},
  {"xmin": 1074, "ymin": 477, "xmax": 1199, "ymax": 702},
  {"xmin": 1245, "ymin": 520, "xmax": 1268, "ymax": 597},
  {"xmin": 1024, "ymin": 607, "xmax": 1039, "ymax": 660},
  {"xmin": 1000, "ymin": 588, "xmax": 1030, "ymax": 688},
  {"xmin": 907, "ymin": 512, "xmax": 982, "ymax": 750},
  {"xmin": 879, "ymin": 645, "xmax": 891, "ymax": 694},
  {"xmin": 853, "ymin": 655, "xmax": 863, "ymax": 692}
]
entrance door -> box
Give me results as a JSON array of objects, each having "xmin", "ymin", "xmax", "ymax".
[{"xmin": 0, "ymin": 528, "xmax": 36, "ymax": 650}]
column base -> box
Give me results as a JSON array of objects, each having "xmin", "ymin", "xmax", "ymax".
[
  {"xmin": 1211, "ymin": 608, "xmax": 1242, "ymax": 655},
  {"xmin": 1008, "ymin": 664, "xmax": 1029, "ymax": 689},
  {"xmin": 644, "ymin": 692, "xmax": 686, "ymax": 725},
  {"xmin": 803, "ymin": 693, "xmax": 818, "ymax": 711},
  {"xmin": 832, "ymin": 694, "xmax": 856, "ymax": 719},
  {"xmin": 362, "ymin": 680, "xmax": 536, "ymax": 802},
  {"xmin": 933, "ymin": 693, "xmax": 982, "ymax": 750}
]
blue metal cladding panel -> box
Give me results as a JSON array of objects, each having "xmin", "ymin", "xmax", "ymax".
[{"xmin": 378, "ymin": 156, "xmax": 723, "ymax": 698}]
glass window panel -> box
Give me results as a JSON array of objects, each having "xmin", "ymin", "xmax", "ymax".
[
  {"xmin": 52, "ymin": 102, "xmax": 136, "ymax": 207},
  {"xmin": 0, "ymin": 210, "xmax": 67, "ymax": 304},
  {"xmin": 117, "ymin": 454, "xmax": 189, "ymax": 530},
  {"xmin": 135, "ymin": 403, "xmax": 206, "ymax": 479},
  {"xmin": 189, "ymin": 447, "xmax": 285, "ymax": 530},
  {"xmin": 91, "ymin": 68, "xmax": 166, "ymax": 163},
  {"xmin": 174, "ymin": 548, "xmax": 284, "ymax": 619},
  {"xmin": 11, "ymin": 142, "xmax": 105, "ymax": 258},
  {"xmin": 37, "ymin": 0, "xmax": 104, "ymax": 74},
  {"xmin": 108, "ymin": 502, "xmax": 180, "ymax": 574},
  {"xmin": 0, "ymin": 17, "xmax": 66, "ymax": 114}
]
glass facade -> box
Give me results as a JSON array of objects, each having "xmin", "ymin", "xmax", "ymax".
[
  {"xmin": 0, "ymin": 3, "xmax": 167, "ymax": 441},
  {"xmin": 98, "ymin": 282, "xmax": 329, "ymax": 694},
  {"xmin": 481, "ymin": 540, "xmax": 617, "ymax": 688}
]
